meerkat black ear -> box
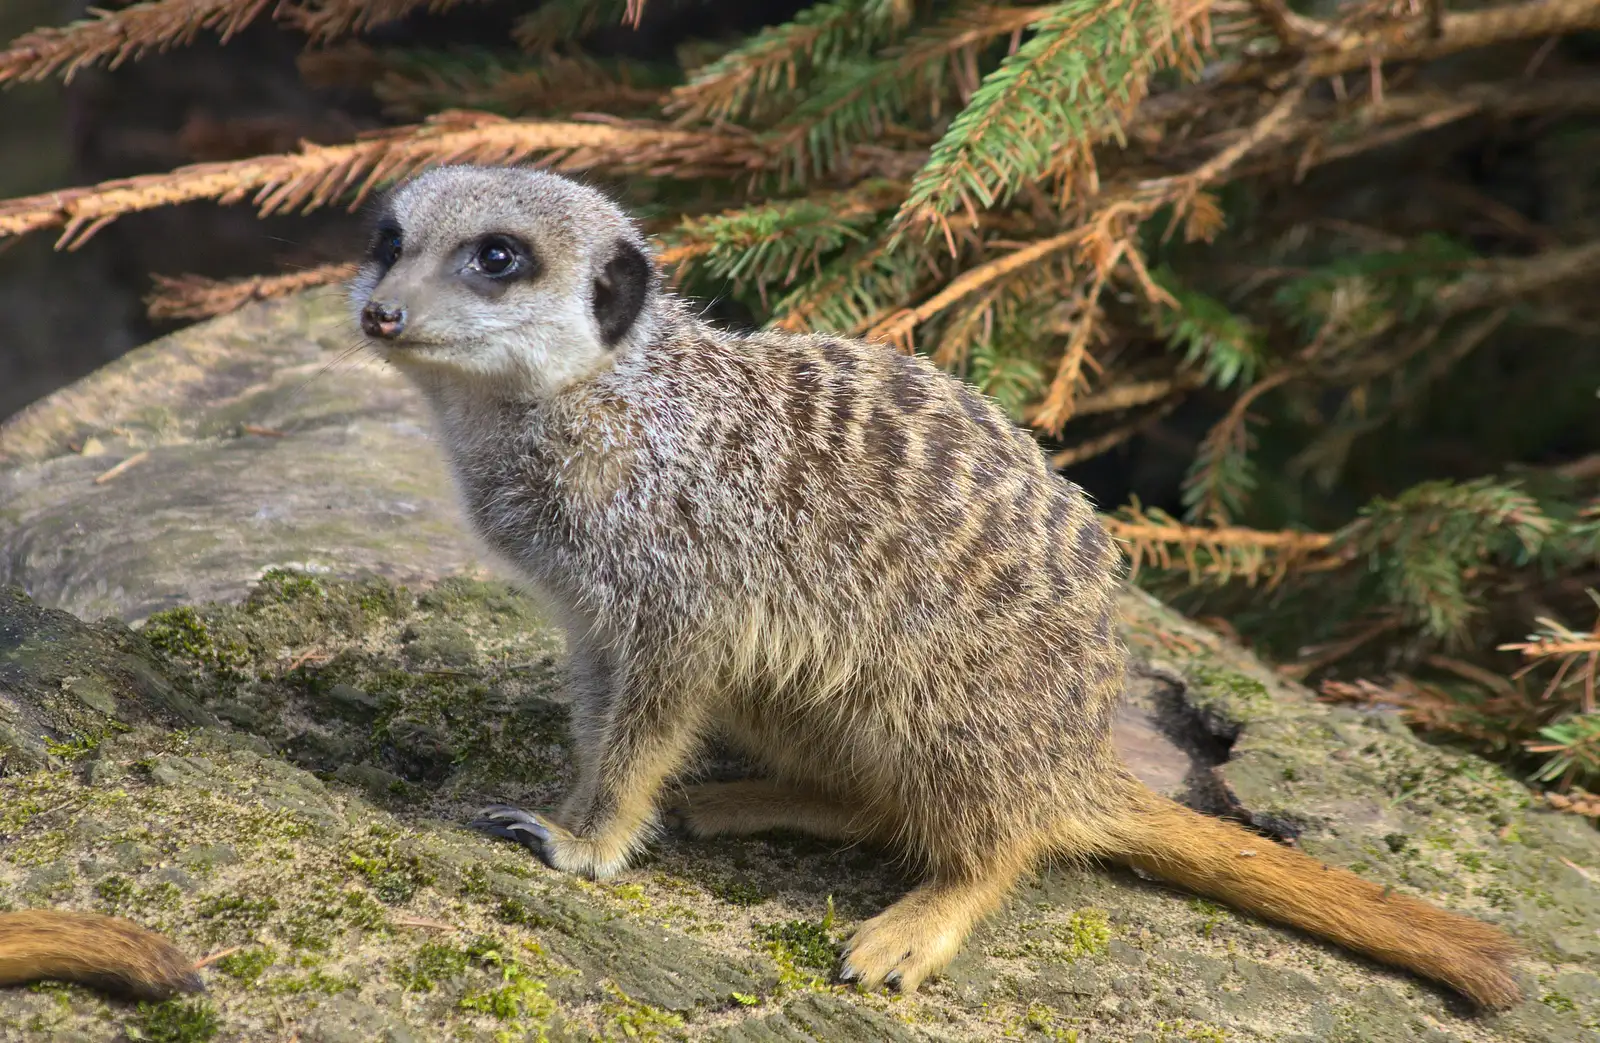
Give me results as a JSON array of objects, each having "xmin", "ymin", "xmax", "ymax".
[{"xmin": 593, "ymin": 238, "xmax": 653, "ymax": 347}]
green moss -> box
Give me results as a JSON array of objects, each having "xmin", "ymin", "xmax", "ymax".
[
  {"xmin": 495, "ymin": 896, "xmax": 554, "ymax": 929},
  {"xmin": 705, "ymin": 874, "xmax": 773, "ymax": 907},
  {"xmin": 457, "ymin": 938, "xmax": 557, "ymax": 1040},
  {"xmin": 993, "ymin": 907, "xmax": 1113, "ymax": 962},
  {"xmin": 42, "ymin": 734, "xmax": 102, "ymax": 759},
  {"xmin": 284, "ymin": 887, "xmax": 388, "ymax": 951},
  {"xmin": 133, "ymin": 998, "xmax": 221, "ymax": 1043},
  {"xmin": 1183, "ymin": 898, "xmax": 1230, "ymax": 940},
  {"xmin": 268, "ymin": 968, "xmax": 360, "ymax": 996},
  {"xmin": 1061, "ymin": 909, "xmax": 1112, "ymax": 956},
  {"xmin": 215, "ymin": 946, "xmax": 275, "ymax": 984},
  {"xmin": 344, "ymin": 832, "xmax": 434, "ymax": 904},
  {"xmin": 1019, "ymin": 1001, "xmax": 1078, "ymax": 1040},
  {"xmin": 196, "ymin": 892, "xmax": 280, "ymax": 942},
  {"xmin": 1186, "ymin": 665, "xmax": 1274, "ymax": 721},
  {"xmin": 140, "ymin": 607, "xmax": 247, "ymax": 676},
  {"xmin": 1381, "ymin": 832, "xmax": 1411, "ymax": 855},
  {"xmin": 1543, "ymin": 992, "xmax": 1579, "ymax": 1013},
  {"xmin": 252, "ymin": 568, "xmax": 327, "ymax": 604},
  {"xmin": 755, "ymin": 917, "xmax": 837, "ymax": 973},
  {"xmin": 399, "ymin": 941, "xmax": 472, "ymax": 992},
  {"xmin": 597, "ymin": 982, "xmax": 687, "ymax": 1042},
  {"xmin": 94, "ymin": 874, "xmax": 137, "ymax": 908},
  {"xmin": 1157, "ymin": 1022, "xmax": 1228, "ymax": 1043}
]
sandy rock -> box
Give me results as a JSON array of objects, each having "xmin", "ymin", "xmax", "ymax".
[{"xmin": 1, "ymin": 294, "xmax": 1597, "ymax": 1041}]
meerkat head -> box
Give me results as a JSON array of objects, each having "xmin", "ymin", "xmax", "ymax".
[{"xmin": 348, "ymin": 165, "xmax": 660, "ymax": 397}]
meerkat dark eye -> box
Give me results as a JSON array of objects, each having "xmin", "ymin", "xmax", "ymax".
[
  {"xmin": 372, "ymin": 225, "xmax": 403, "ymax": 269},
  {"xmin": 472, "ymin": 236, "xmax": 523, "ymax": 278}
]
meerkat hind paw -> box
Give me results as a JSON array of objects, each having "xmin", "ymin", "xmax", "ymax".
[
  {"xmin": 838, "ymin": 916, "xmax": 958, "ymax": 994},
  {"xmin": 469, "ymin": 804, "xmax": 558, "ymax": 869}
]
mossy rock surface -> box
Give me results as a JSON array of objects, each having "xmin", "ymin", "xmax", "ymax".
[{"xmin": 0, "ymin": 294, "xmax": 1597, "ymax": 1042}]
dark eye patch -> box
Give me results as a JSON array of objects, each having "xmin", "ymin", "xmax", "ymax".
[{"xmin": 371, "ymin": 222, "xmax": 403, "ymax": 270}]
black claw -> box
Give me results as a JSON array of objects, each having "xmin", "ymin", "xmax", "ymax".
[
  {"xmin": 468, "ymin": 805, "xmax": 555, "ymax": 868},
  {"xmin": 837, "ymin": 963, "xmax": 859, "ymax": 984},
  {"xmin": 884, "ymin": 971, "xmax": 902, "ymax": 989}
]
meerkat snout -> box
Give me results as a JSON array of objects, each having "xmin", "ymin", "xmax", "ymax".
[{"xmin": 360, "ymin": 299, "xmax": 406, "ymax": 339}]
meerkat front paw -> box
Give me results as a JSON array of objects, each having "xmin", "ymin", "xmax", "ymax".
[
  {"xmin": 469, "ymin": 804, "xmax": 639, "ymax": 880},
  {"xmin": 470, "ymin": 804, "xmax": 564, "ymax": 866}
]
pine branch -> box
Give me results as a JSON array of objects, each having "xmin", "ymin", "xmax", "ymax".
[
  {"xmin": 892, "ymin": 0, "xmax": 1213, "ymax": 243},
  {"xmin": 1105, "ymin": 505, "xmax": 1339, "ymax": 587},
  {"xmin": 1030, "ymin": 236, "xmax": 1125, "ymax": 431},
  {"xmin": 0, "ymin": 112, "xmax": 764, "ymax": 248},
  {"xmin": 1304, "ymin": 0, "xmax": 1600, "ymax": 79},
  {"xmin": 0, "ymin": 0, "xmax": 275, "ymax": 85},
  {"xmin": 1319, "ymin": 675, "xmax": 1541, "ymax": 751},
  {"xmin": 667, "ymin": 0, "xmax": 917, "ymax": 124},
  {"xmin": 660, "ymin": 180, "xmax": 904, "ymax": 300},
  {"xmin": 1500, "ymin": 593, "xmax": 1600, "ymax": 713},
  {"xmin": 1049, "ymin": 394, "xmax": 1184, "ymax": 467},
  {"xmin": 362, "ymin": 49, "xmax": 671, "ymax": 119},
  {"xmin": 1216, "ymin": 0, "xmax": 1600, "ymax": 86},
  {"xmin": 765, "ymin": 5, "xmax": 1060, "ymax": 182},
  {"xmin": 145, "ymin": 263, "xmax": 354, "ymax": 321},
  {"xmin": 513, "ymin": 0, "xmax": 637, "ymax": 52},
  {"xmin": 1332, "ymin": 478, "xmax": 1555, "ymax": 643},
  {"xmin": 282, "ymin": 0, "xmax": 477, "ymax": 44},
  {"xmin": 769, "ymin": 236, "xmax": 933, "ymax": 336},
  {"xmin": 1149, "ymin": 265, "xmax": 1263, "ymax": 390},
  {"xmin": 1437, "ymin": 240, "xmax": 1600, "ymax": 316},
  {"xmin": 866, "ymin": 74, "xmax": 1308, "ymax": 353}
]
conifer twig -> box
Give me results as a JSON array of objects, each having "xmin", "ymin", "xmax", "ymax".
[
  {"xmin": 892, "ymin": 0, "xmax": 1213, "ymax": 242},
  {"xmin": 0, "ymin": 113, "xmax": 761, "ymax": 248},
  {"xmin": 145, "ymin": 263, "xmax": 356, "ymax": 320},
  {"xmin": 283, "ymin": 0, "xmax": 478, "ymax": 44},
  {"xmin": 866, "ymin": 72, "xmax": 1309, "ymax": 354},
  {"xmin": 668, "ymin": 0, "xmax": 933, "ymax": 123},
  {"xmin": 1237, "ymin": 0, "xmax": 1600, "ymax": 82},
  {"xmin": 0, "ymin": 0, "xmax": 276, "ymax": 84},
  {"xmin": 1050, "ymin": 395, "xmax": 1184, "ymax": 468},
  {"xmin": 1104, "ymin": 508, "xmax": 1341, "ymax": 586},
  {"xmin": 1437, "ymin": 240, "xmax": 1600, "ymax": 315}
]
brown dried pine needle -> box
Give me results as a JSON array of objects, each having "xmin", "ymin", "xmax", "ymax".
[
  {"xmin": 0, "ymin": 0, "xmax": 274, "ymax": 84},
  {"xmin": 0, "ymin": 112, "xmax": 763, "ymax": 249},
  {"xmin": 146, "ymin": 263, "xmax": 356, "ymax": 321}
]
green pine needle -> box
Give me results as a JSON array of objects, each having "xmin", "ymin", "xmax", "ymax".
[
  {"xmin": 670, "ymin": 0, "xmax": 911, "ymax": 123},
  {"xmin": 892, "ymin": 0, "xmax": 1200, "ymax": 235},
  {"xmin": 662, "ymin": 181, "xmax": 903, "ymax": 299}
]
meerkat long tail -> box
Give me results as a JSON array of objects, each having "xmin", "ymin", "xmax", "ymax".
[
  {"xmin": 0, "ymin": 910, "xmax": 202, "ymax": 1000},
  {"xmin": 1098, "ymin": 778, "xmax": 1521, "ymax": 1009}
]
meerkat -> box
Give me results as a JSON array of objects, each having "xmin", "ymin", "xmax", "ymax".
[
  {"xmin": 336, "ymin": 164, "xmax": 1522, "ymax": 1008},
  {"xmin": 0, "ymin": 164, "xmax": 1521, "ymax": 1006}
]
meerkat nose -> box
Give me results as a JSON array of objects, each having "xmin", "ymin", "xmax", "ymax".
[{"xmin": 361, "ymin": 300, "xmax": 407, "ymax": 340}]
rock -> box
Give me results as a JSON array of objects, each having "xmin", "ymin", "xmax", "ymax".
[{"xmin": 1, "ymin": 292, "xmax": 1598, "ymax": 1041}]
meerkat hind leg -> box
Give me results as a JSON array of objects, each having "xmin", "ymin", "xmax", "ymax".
[
  {"xmin": 668, "ymin": 779, "xmax": 864, "ymax": 841},
  {"xmin": 840, "ymin": 857, "xmax": 1025, "ymax": 993}
]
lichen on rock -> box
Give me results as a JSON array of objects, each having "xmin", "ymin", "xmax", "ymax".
[
  {"xmin": 0, "ymin": 573, "xmax": 1597, "ymax": 1042},
  {"xmin": 2, "ymin": 293, "xmax": 1598, "ymax": 1040}
]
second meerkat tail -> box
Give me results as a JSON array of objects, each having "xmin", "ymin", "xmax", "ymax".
[
  {"xmin": 1098, "ymin": 778, "xmax": 1522, "ymax": 1009},
  {"xmin": 0, "ymin": 910, "xmax": 202, "ymax": 1000}
]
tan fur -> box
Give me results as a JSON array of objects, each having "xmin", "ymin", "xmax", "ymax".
[
  {"xmin": 0, "ymin": 910, "xmax": 201, "ymax": 1000},
  {"xmin": 346, "ymin": 164, "xmax": 1524, "ymax": 1009}
]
